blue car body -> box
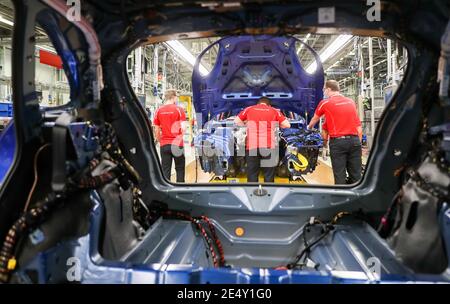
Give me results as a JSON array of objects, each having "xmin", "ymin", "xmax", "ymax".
[
  {"xmin": 192, "ymin": 36, "xmax": 324, "ymax": 179},
  {"xmin": 0, "ymin": 0, "xmax": 449, "ymax": 285}
]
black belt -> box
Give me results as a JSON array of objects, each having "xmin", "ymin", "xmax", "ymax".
[{"xmin": 331, "ymin": 135, "xmax": 358, "ymax": 139}]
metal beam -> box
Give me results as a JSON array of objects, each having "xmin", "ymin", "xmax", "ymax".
[
  {"xmin": 368, "ymin": 37, "xmax": 376, "ymax": 147},
  {"xmin": 387, "ymin": 39, "xmax": 392, "ymax": 84}
]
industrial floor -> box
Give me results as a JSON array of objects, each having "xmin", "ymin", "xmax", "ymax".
[
  {"xmin": 171, "ymin": 157, "xmax": 335, "ymax": 185},
  {"xmin": 164, "ymin": 144, "xmax": 370, "ymax": 185}
]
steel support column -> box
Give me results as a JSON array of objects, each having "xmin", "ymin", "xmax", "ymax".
[{"xmin": 368, "ymin": 37, "xmax": 376, "ymax": 147}]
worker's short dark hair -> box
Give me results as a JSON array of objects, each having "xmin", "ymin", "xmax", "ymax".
[
  {"xmin": 258, "ymin": 96, "xmax": 271, "ymax": 105},
  {"xmin": 325, "ymin": 80, "xmax": 340, "ymax": 92}
]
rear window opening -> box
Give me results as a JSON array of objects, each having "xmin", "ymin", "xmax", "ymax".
[{"xmin": 128, "ymin": 35, "xmax": 408, "ymax": 187}]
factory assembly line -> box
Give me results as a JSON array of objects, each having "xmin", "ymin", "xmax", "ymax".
[
  {"xmin": 193, "ymin": 35, "xmax": 324, "ymax": 184},
  {"xmin": 0, "ymin": 0, "xmax": 448, "ymax": 286}
]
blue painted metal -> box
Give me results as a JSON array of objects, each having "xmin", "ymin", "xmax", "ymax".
[
  {"xmin": 0, "ymin": 121, "xmax": 16, "ymax": 185},
  {"xmin": 11, "ymin": 118, "xmax": 447, "ymax": 284},
  {"xmin": 36, "ymin": 11, "xmax": 80, "ymax": 102},
  {"xmin": 12, "ymin": 126, "xmax": 449, "ymax": 284},
  {"xmin": 280, "ymin": 126, "xmax": 323, "ymax": 175},
  {"xmin": 0, "ymin": 102, "xmax": 13, "ymax": 118},
  {"xmin": 12, "ymin": 117, "xmax": 450, "ymax": 284},
  {"xmin": 440, "ymin": 203, "xmax": 450, "ymax": 265},
  {"xmin": 65, "ymin": 122, "xmax": 100, "ymax": 169},
  {"xmin": 16, "ymin": 192, "xmax": 450, "ymax": 283},
  {"xmin": 0, "ymin": 9, "xmax": 83, "ymax": 184},
  {"xmin": 192, "ymin": 35, "xmax": 324, "ymax": 127},
  {"xmin": 194, "ymin": 124, "xmax": 234, "ymax": 175}
]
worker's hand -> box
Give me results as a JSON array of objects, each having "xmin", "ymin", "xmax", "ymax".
[{"xmin": 322, "ymin": 148, "xmax": 328, "ymax": 160}]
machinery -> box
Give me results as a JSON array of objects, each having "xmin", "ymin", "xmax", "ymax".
[
  {"xmin": 0, "ymin": 102, "xmax": 13, "ymax": 133},
  {"xmin": 192, "ymin": 36, "xmax": 324, "ymax": 182},
  {"xmin": 0, "ymin": 103, "xmax": 15, "ymax": 185}
]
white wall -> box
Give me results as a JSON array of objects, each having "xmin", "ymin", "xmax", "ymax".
[{"xmin": 1, "ymin": 47, "xmax": 69, "ymax": 105}]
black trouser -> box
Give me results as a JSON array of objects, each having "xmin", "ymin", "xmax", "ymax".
[
  {"xmin": 329, "ymin": 136, "xmax": 362, "ymax": 184},
  {"xmin": 160, "ymin": 145, "xmax": 185, "ymax": 182},
  {"xmin": 246, "ymin": 148, "xmax": 278, "ymax": 183}
]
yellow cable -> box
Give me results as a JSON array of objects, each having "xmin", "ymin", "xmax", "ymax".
[{"xmin": 332, "ymin": 212, "xmax": 351, "ymax": 224}]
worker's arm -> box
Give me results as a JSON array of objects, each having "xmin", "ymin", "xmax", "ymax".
[
  {"xmin": 322, "ymin": 129, "xmax": 329, "ymax": 146},
  {"xmin": 153, "ymin": 125, "xmax": 162, "ymax": 142},
  {"xmin": 280, "ymin": 119, "xmax": 291, "ymax": 129},
  {"xmin": 357, "ymin": 126, "xmax": 363, "ymax": 142},
  {"xmin": 307, "ymin": 114, "xmax": 321, "ymax": 130},
  {"xmin": 234, "ymin": 116, "xmax": 246, "ymax": 127},
  {"xmin": 177, "ymin": 106, "xmax": 187, "ymax": 135},
  {"xmin": 180, "ymin": 121, "xmax": 188, "ymax": 136}
]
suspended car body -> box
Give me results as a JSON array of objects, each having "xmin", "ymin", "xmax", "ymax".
[{"xmin": 192, "ymin": 35, "xmax": 324, "ymax": 180}]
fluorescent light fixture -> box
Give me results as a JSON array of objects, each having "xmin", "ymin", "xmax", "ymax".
[
  {"xmin": 165, "ymin": 40, "xmax": 209, "ymax": 76},
  {"xmin": 37, "ymin": 45, "xmax": 56, "ymax": 54},
  {"xmin": 306, "ymin": 34, "xmax": 353, "ymax": 73},
  {"xmin": 296, "ymin": 33, "xmax": 311, "ymax": 55},
  {"xmin": 0, "ymin": 15, "xmax": 13, "ymax": 27},
  {"xmin": 0, "ymin": 16, "xmax": 57, "ymax": 56}
]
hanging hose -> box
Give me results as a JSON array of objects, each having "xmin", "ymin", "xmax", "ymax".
[{"xmin": 24, "ymin": 144, "xmax": 51, "ymax": 212}]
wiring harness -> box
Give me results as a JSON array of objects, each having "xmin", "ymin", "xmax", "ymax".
[
  {"xmin": 0, "ymin": 122, "xmax": 144, "ymax": 283},
  {"xmin": 276, "ymin": 212, "xmax": 358, "ymax": 271},
  {"xmin": 163, "ymin": 210, "xmax": 226, "ymax": 267},
  {"xmin": 280, "ymin": 128, "xmax": 323, "ymax": 175}
]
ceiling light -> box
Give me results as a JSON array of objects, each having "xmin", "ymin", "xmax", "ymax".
[
  {"xmin": 296, "ymin": 33, "xmax": 311, "ymax": 55},
  {"xmin": 0, "ymin": 15, "xmax": 14, "ymax": 27},
  {"xmin": 306, "ymin": 35, "xmax": 353, "ymax": 73},
  {"xmin": 165, "ymin": 40, "xmax": 209, "ymax": 76},
  {"xmin": 37, "ymin": 45, "xmax": 56, "ymax": 54}
]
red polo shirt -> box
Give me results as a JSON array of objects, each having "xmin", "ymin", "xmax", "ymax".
[
  {"xmin": 153, "ymin": 103, "xmax": 186, "ymax": 147},
  {"xmin": 237, "ymin": 103, "xmax": 287, "ymax": 150},
  {"xmin": 322, "ymin": 120, "xmax": 328, "ymax": 131},
  {"xmin": 314, "ymin": 95, "xmax": 361, "ymax": 138}
]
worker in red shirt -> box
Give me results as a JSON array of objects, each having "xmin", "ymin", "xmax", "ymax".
[
  {"xmin": 235, "ymin": 97, "xmax": 291, "ymax": 182},
  {"xmin": 307, "ymin": 80, "xmax": 363, "ymax": 184},
  {"xmin": 153, "ymin": 89, "xmax": 186, "ymax": 182}
]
